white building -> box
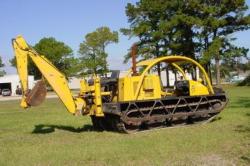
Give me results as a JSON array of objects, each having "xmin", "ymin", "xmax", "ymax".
[
  {"xmin": 0, "ymin": 74, "xmax": 35, "ymax": 96},
  {"xmin": 68, "ymin": 77, "xmax": 82, "ymax": 90}
]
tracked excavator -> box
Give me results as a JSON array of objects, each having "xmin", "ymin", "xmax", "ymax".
[{"xmin": 12, "ymin": 35, "xmax": 228, "ymax": 133}]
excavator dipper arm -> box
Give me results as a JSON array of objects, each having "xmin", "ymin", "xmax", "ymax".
[{"xmin": 12, "ymin": 35, "xmax": 79, "ymax": 114}]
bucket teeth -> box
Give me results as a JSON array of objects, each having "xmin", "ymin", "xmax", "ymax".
[{"xmin": 25, "ymin": 80, "xmax": 47, "ymax": 106}]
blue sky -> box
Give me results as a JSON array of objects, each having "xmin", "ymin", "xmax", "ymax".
[{"xmin": 0, "ymin": 0, "xmax": 249, "ymax": 74}]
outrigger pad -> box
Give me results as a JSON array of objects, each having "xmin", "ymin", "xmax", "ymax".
[{"xmin": 25, "ymin": 80, "xmax": 47, "ymax": 106}]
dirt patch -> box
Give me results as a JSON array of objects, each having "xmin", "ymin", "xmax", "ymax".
[
  {"xmin": 196, "ymin": 154, "xmax": 236, "ymax": 166},
  {"xmin": 162, "ymin": 154, "xmax": 236, "ymax": 166}
]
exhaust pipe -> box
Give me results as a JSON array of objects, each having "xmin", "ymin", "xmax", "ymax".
[{"xmin": 131, "ymin": 44, "xmax": 137, "ymax": 76}]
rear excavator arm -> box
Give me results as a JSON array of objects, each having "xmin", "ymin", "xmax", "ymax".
[{"xmin": 12, "ymin": 35, "xmax": 85, "ymax": 114}]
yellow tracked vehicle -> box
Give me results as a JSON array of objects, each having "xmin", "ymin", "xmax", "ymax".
[{"xmin": 12, "ymin": 35, "xmax": 228, "ymax": 133}]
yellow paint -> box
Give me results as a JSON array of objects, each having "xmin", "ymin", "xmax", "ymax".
[
  {"xmin": 94, "ymin": 77, "xmax": 104, "ymax": 116},
  {"xmin": 12, "ymin": 36, "xmax": 76, "ymax": 113},
  {"xmin": 189, "ymin": 80, "xmax": 209, "ymax": 96},
  {"xmin": 118, "ymin": 75, "xmax": 161, "ymax": 101},
  {"xmin": 12, "ymin": 36, "xmax": 29, "ymax": 108},
  {"xmin": 20, "ymin": 98, "xmax": 28, "ymax": 108}
]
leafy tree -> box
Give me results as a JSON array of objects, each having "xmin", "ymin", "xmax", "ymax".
[
  {"xmin": 121, "ymin": 0, "xmax": 200, "ymax": 76},
  {"xmin": 238, "ymin": 74, "xmax": 250, "ymax": 86},
  {"xmin": 0, "ymin": 56, "xmax": 3, "ymax": 68},
  {"xmin": 11, "ymin": 37, "xmax": 79, "ymax": 79},
  {"xmin": 122, "ymin": 0, "xmax": 250, "ymax": 85},
  {"xmin": 197, "ymin": 0, "xmax": 250, "ymax": 84},
  {"xmin": 78, "ymin": 27, "xmax": 118, "ymax": 75},
  {"xmin": 0, "ymin": 56, "xmax": 5, "ymax": 76}
]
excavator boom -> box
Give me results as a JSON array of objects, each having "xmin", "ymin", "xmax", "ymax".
[{"xmin": 12, "ymin": 35, "xmax": 77, "ymax": 114}]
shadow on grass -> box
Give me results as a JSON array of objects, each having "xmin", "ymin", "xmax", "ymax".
[
  {"xmin": 241, "ymin": 156, "xmax": 250, "ymax": 163},
  {"xmin": 210, "ymin": 116, "xmax": 222, "ymax": 122},
  {"xmin": 230, "ymin": 97, "xmax": 250, "ymax": 108},
  {"xmin": 234, "ymin": 125, "xmax": 250, "ymax": 135},
  {"xmin": 32, "ymin": 124, "xmax": 94, "ymax": 134}
]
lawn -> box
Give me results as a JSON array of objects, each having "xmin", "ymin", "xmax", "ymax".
[{"xmin": 0, "ymin": 86, "xmax": 249, "ymax": 166}]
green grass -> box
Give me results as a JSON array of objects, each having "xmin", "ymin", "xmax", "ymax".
[{"xmin": 0, "ymin": 86, "xmax": 249, "ymax": 166}]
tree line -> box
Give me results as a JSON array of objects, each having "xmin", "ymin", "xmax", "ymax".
[
  {"xmin": 2, "ymin": 0, "xmax": 250, "ymax": 85},
  {"xmin": 0, "ymin": 56, "xmax": 5, "ymax": 76}
]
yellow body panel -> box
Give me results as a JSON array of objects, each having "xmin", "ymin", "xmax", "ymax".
[
  {"xmin": 118, "ymin": 75, "xmax": 161, "ymax": 101},
  {"xmin": 189, "ymin": 80, "xmax": 209, "ymax": 96}
]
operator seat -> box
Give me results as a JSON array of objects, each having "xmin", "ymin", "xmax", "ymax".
[{"xmin": 175, "ymin": 80, "xmax": 189, "ymax": 96}]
